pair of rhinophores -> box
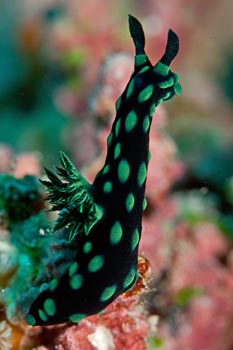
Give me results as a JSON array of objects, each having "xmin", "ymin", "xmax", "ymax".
[{"xmin": 26, "ymin": 15, "xmax": 181, "ymax": 326}]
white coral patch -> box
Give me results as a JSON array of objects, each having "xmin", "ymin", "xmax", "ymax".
[
  {"xmin": 88, "ymin": 325, "xmax": 115, "ymax": 350},
  {"xmin": 0, "ymin": 321, "xmax": 12, "ymax": 350}
]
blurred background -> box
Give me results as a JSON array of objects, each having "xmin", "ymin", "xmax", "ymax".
[{"xmin": 0, "ymin": 0, "xmax": 233, "ymax": 349}]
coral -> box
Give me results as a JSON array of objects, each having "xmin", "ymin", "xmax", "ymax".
[
  {"xmin": 0, "ymin": 163, "xmax": 77, "ymax": 326},
  {"xmin": 55, "ymin": 295, "xmax": 149, "ymax": 350},
  {"xmin": 19, "ymin": 283, "xmax": 151, "ymax": 350},
  {"xmin": 144, "ymin": 212, "xmax": 233, "ymax": 350},
  {"xmin": 0, "ymin": 145, "xmax": 41, "ymax": 178},
  {"xmin": 0, "ymin": 321, "xmax": 12, "ymax": 350},
  {"xmin": 0, "ymin": 174, "xmax": 44, "ymax": 222},
  {"xmin": 0, "ymin": 145, "xmax": 13, "ymax": 173},
  {"xmin": 145, "ymin": 119, "xmax": 184, "ymax": 206},
  {"xmin": 13, "ymin": 153, "xmax": 41, "ymax": 178},
  {"xmin": 88, "ymin": 325, "xmax": 115, "ymax": 350}
]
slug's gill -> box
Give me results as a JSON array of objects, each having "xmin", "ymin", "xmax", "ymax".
[{"xmin": 26, "ymin": 15, "xmax": 181, "ymax": 326}]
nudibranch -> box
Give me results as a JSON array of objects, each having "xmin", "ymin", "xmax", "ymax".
[{"xmin": 26, "ymin": 15, "xmax": 181, "ymax": 326}]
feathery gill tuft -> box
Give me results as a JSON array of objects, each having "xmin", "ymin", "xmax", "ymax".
[{"xmin": 41, "ymin": 151, "xmax": 103, "ymax": 240}]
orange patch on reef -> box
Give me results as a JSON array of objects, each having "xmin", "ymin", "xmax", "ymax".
[{"xmin": 123, "ymin": 255, "xmax": 152, "ymax": 298}]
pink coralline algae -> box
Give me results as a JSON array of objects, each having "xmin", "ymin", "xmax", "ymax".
[
  {"xmin": 150, "ymin": 220, "xmax": 233, "ymax": 350},
  {"xmin": 55, "ymin": 295, "xmax": 149, "ymax": 350},
  {"xmin": 145, "ymin": 119, "xmax": 184, "ymax": 206},
  {"xmin": 169, "ymin": 222, "xmax": 230, "ymax": 292},
  {"xmin": 0, "ymin": 145, "xmax": 13, "ymax": 173},
  {"xmin": 0, "ymin": 144, "xmax": 41, "ymax": 177},
  {"xmin": 139, "ymin": 199, "xmax": 178, "ymax": 274},
  {"xmin": 91, "ymin": 53, "xmax": 133, "ymax": 119},
  {"xmin": 13, "ymin": 153, "xmax": 41, "ymax": 178}
]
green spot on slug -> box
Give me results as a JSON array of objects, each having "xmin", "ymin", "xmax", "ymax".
[
  {"xmin": 150, "ymin": 104, "xmax": 155, "ymax": 116},
  {"xmin": 115, "ymin": 119, "xmax": 121, "ymax": 137},
  {"xmin": 95, "ymin": 204, "xmax": 104, "ymax": 222},
  {"xmin": 103, "ymin": 181, "xmax": 112, "ymax": 193},
  {"xmin": 114, "ymin": 143, "xmax": 121, "ymax": 159},
  {"xmin": 44, "ymin": 298, "xmax": 56, "ymax": 317},
  {"xmin": 39, "ymin": 309, "xmax": 48, "ymax": 322},
  {"xmin": 137, "ymin": 162, "xmax": 147, "ymax": 186},
  {"xmin": 70, "ymin": 274, "xmax": 83, "ymax": 290},
  {"xmin": 174, "ymin": 72, "xmax": 179, "ymax": 82},
  {"xmin": 69, "ymin": 313, "xmax": 86, "ymax": 323},
  {"xmin": 123, "ymin": 268, "xmax": 137, "ymax": 289},
  {"xmin": 158, "ymin": 75, "xmax": 174, "ymax": 88},
  {"xmin": 88, "ymin": 255, "xmax": 104, "ymax": 272},
  {"xmin": 49, "ymin": 278, "xmax": 59, "ymax": 291},
  {"xmin": 165, "ymin": 94, "xmax": 173, "ymax": 102},
  {"xmin": 174, "ymin": 81, "xmax": 182, "ymax": 95},
  {"xmin": 110, "ymin": 221, "xmax": 123, "ymax": 245},
  {"xmin": 100, "ymin": 285, "xmax": 117, "ymax": 302},
  {"xmin": 142, "ymin": 198, "xmax": 147, "ymax": 211},
  {"xmin": 69, "ymin": 262, "xmax": 78, "ymax": 276},
  {"xmin": 107, "ymin": 133, "xmax": 113, "ymax": 147},
  {"xmin": 148, "ymin": 151, "xmax": 152, "ymax": 162},
  {"xmin": 135, "ymin": 54, "xmax": 147, "ymax": 66},
  {"xmin": 138, "ymin": 66, "xmax": 150, "ymax": 74},
  {"xmin": 153, "ymin": 61, "xmax": 169, "ymax": 76},
  {"xmin": 138, "ymin": 84, "xmax": 154, "ymax": 103},
  {"xmin": 156, "ymin": 98, "xmax": 163, "ymax": 106},
  {"xmin": 126, "ymin": 78, "xmax": 135, "ymax": 99},
  {"xmin": 125, "ymin": 110, "xmax": 137, "ymax": 132},
  {"xmin": 131, "ymin": 228, "xmax": 140, "ymax": 250},
  {"xmin": 143, "ymin": 116, "xmax": 150, "ymax": 133},
  {"xmin": 40, "ymin": 283, "xmax": 49, "ymax": 293},
  {"xmin": 118, "ymin": 159, "xmax": 130, "ymax": 183},
  {"xmin": 83, "ymin": 241, "xmax": 92, "ymax": 253},
  {"xmin": 102, "ymin": 164, "xmax": 110, "ymax": 175},
  {"xmin": 115, "ymin": 96, "xmax": 121, "ymax": 111},
  {"xmin": 125, "ymin": 193, "xmax": 135, "ymax": 212},
  {"xmin": 162, "ymin": 91, "xmax": 172, "ymax": 100},
  {"xmin": 26, "ymin": 314, "xmax": 36, "ymax": 326}
]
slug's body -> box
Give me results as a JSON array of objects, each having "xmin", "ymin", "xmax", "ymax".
[{"xmin": 26, "ymin": 15, "xmax": 181, "ymax": 326}]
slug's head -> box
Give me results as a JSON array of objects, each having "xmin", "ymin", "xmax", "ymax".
[{"xmin": 128, "ymin": 15, "xmax": 181, "ymax": 108}]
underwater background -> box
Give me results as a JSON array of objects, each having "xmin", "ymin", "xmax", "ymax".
[{"xmin": 0, "ymin": 0, "xmax": 233, "ymax": 349}]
